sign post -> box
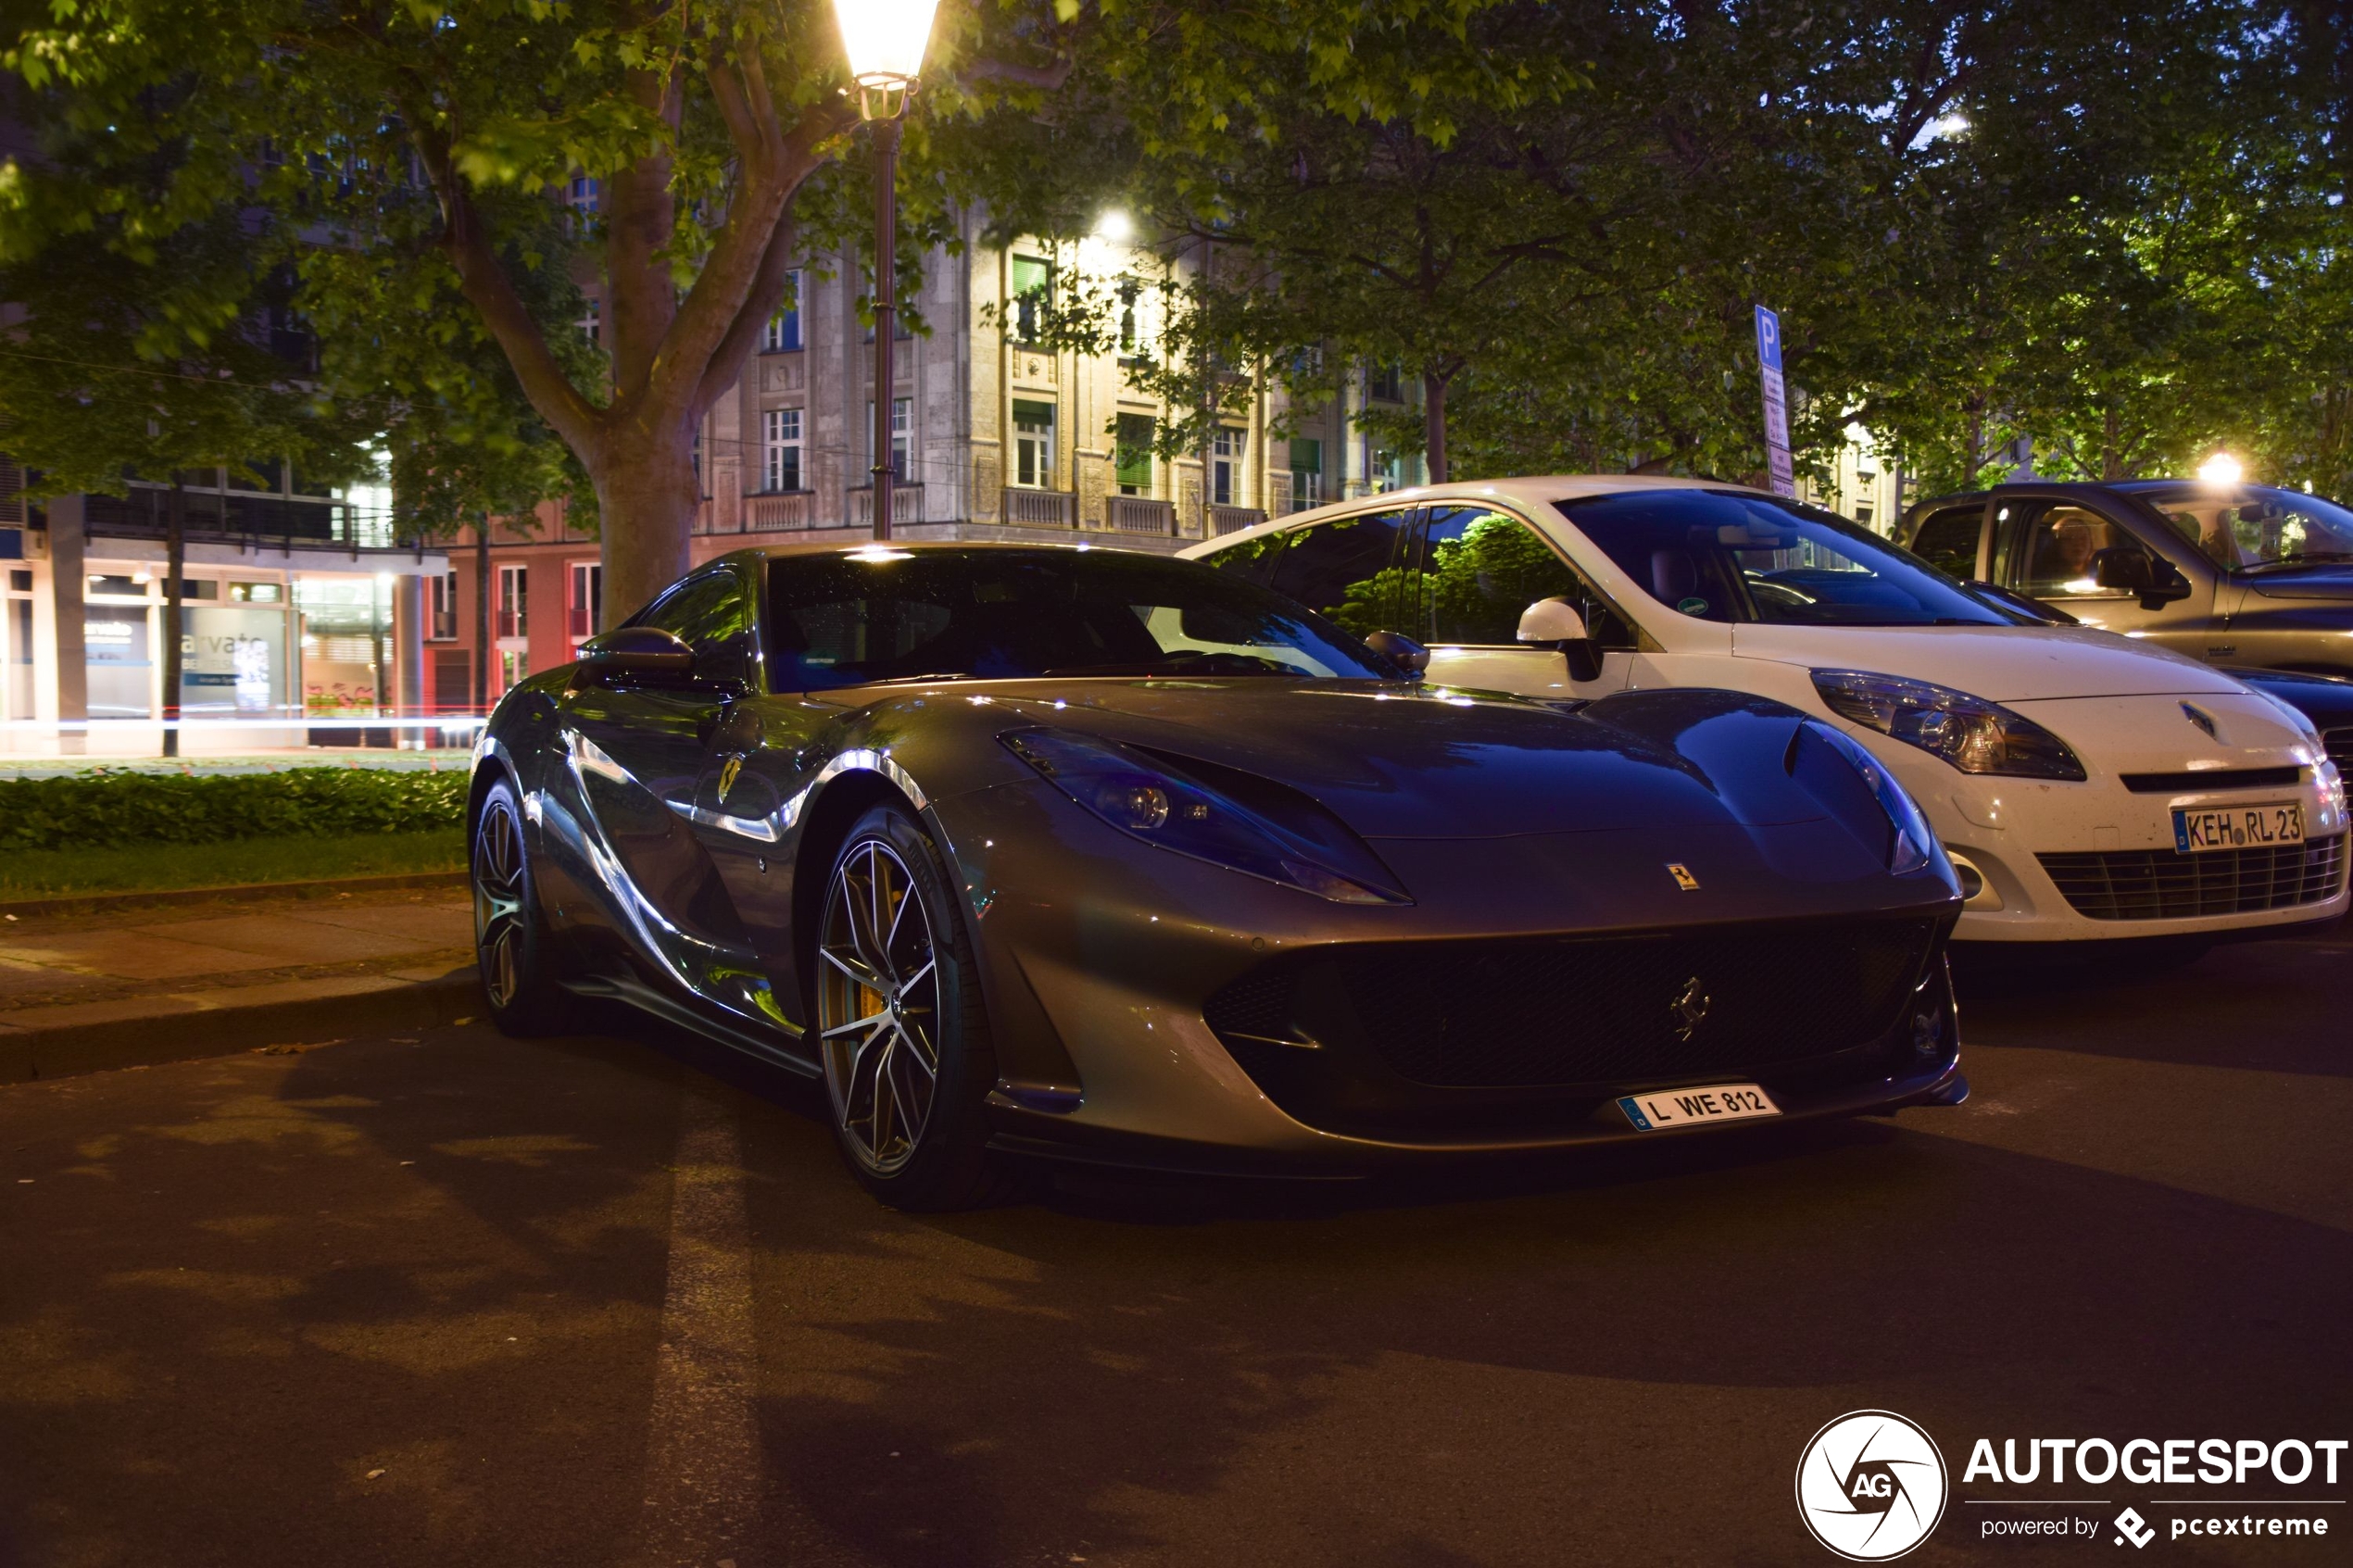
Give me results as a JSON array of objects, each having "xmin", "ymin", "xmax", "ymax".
[{"xmin": 1754, "ymin": 305, "xmax": 1796, "ymax": 499}]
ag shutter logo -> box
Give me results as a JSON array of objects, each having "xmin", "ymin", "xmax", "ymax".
[{"xmin": 1797, "ymin": 1411, "xmax": 1949, "ymax": 1561}]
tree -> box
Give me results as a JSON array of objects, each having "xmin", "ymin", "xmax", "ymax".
[
  {"xmin": 6, "ymin": 0, "xmax": 1076, "ymax": 626},
  {"xmin": 0, "ymin": 184, "xmax": 372, "ymax": 750}
]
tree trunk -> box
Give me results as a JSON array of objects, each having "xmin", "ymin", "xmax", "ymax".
[
  {"xmin": 160, "ymin": 477, "xmax": 185, "ymax": 759},
  {"xmin": 473, "ymin": 512, "xmax": 492, "ymax": 715},
  {"xmin": 1423, "ymin": 370, "xmax": 1450, "ymax": 483},
  {"xmin": 588, "ymin": 426, "xmax": 699, "ymax": 630}
]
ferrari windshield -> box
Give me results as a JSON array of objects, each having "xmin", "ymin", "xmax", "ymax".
[
  {"xmin": 764, "ymin": 548, "xmax": 1396, "ymax": 691},
  {"xmin": 2121, "ymin": 483, "xmax": 2353, "ymax": 571},
  {"xmin": 1555, "ymin": 489, "xmax": 2008, "ymax": 627}
]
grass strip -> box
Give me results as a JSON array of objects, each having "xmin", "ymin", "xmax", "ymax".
[{"xmin": 0, "ymin": 830, "xmax": 467, "ymax": 899}]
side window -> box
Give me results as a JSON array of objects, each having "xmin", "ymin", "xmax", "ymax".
[
  {"xmin": 1415, "ymin": 507, "xmax": 1633, "ymax": 647},
  {"xmin": 1198, "ymin": 529, "xmax": 1290, "ymax": 589},
  {"xmin": 2010, "ymin": 505, "xmax": 2150, "ymax": 599},
  {"xmin": 1263, "ymin": 509, "xmax": 1413, "ymax": 635},
  {"xmin": 1908, "ymin": 505, "xmax": 1986, "ymax": 581},
  {"xmin": 635, "ymin": 569, "xmax": 754, "ymax": 687}
]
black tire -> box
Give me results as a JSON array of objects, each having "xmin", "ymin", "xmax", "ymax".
[
  {"xmin": 811, "ymin": 803, "xmax": 1013, "ymax": 1210},
  {"xmin": 472, "ymin": 774, "xmax": 576, "ymax": 1036}
]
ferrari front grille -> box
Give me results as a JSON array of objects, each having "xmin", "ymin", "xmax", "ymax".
[
  {"xmin": 2036, "ymin": 835, "xmax": 2347, "ymax": 921},
  {"xmin": 1204, "ymin": 916, "xmax": 1942, "ymax": 1091}
]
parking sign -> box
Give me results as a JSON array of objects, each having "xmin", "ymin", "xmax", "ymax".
[{"xmin": 1755, "ymin": 305, "xmax": 1796, "ymax": 499}]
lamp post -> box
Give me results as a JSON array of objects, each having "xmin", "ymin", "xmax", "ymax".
[{"xmin": 834, "ymin": 0, "xmax": 941, "ymax": 542}]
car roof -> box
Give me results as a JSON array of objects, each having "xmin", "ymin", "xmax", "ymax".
[{"xmin": 1198, "ymin": 473, "xmax": 1767, "ymax": 551}]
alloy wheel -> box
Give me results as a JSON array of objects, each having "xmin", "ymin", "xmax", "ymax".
[
  {"xmin": 472, "ymin": 796, "xmax": 528, "ymax": 1010},
  {"xmin": 816, "ymin": 839, "xmax": 941, "ymax": 1176}
]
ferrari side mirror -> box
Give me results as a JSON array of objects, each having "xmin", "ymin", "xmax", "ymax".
[
  {"xmin": 1364, "ymin": 629, "xmax": 1430, "ymax": 677},
  {"xmin": 579, "ymin": 625, "xmax": 695, "ymax": 681},
  {"xmin": 1518, "ymin": 596, "xmax": 1604, "ymax": 683}
]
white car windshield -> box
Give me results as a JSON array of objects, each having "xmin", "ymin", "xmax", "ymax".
[
  {"xmin": 1554, "ymin": 490, "xmax": 2010, "ymax": 627},
  {"xmin": 2121, "ymin": 483, "xmax": 2353, "ymax": 572}
]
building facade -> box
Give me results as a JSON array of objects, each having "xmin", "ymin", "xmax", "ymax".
[{"xmin": 0, "ymin": 464, "xmax": 451, "ymax": 756}]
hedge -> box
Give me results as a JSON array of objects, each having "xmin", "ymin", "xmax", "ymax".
[{"xmin": 0, "ymin": 768, "xmax": 470, "ymax": 851}]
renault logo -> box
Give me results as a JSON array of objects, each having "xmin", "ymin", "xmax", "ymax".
[
  {"xmin": 1670, "ymin": 977, "xmax": 1710, "ymax": 1040},
  {"xmin": 2181, "ymin": 702, "xmax": 2218, "ymax": 739}
]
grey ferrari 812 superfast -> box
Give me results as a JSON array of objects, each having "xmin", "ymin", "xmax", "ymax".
[{"xmin": 470, "ymin": 543, "xmax": 1968, "ymax": 1208}]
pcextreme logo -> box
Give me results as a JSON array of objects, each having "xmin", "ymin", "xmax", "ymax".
[{"xmin": 1796, "ymin": 1411, "xmax": 1950, "ymax": 1561}]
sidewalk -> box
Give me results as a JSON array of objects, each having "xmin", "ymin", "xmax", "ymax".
[{"xmin": 0, "ymin": 884, "xmax": 477, "ymax": 1080}]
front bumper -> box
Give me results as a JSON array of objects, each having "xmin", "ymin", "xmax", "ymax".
[
  {"xmin": 1869, "ymin": 694, "xmax": 2351, "ymax": 942},
  {"xmin": 937, "ymin": 779, "xmax": 1964, "ymax": 1174}
]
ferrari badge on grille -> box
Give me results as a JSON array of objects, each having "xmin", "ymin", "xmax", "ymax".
[{"xmin": 1666, "ymin": 862, "xmax": 1701, "ymax": 891}]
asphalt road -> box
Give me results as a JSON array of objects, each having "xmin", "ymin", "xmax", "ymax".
[{"xmin": 3, "ymin": 920, "xmax": 2348, "ymax": 1568}]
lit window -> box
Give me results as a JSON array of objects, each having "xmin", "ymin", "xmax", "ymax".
[
  {"xmin": 763, "ymin": 408, "xmax": 804, "ymax": 492},
  {"xmin": 763, "ymin": 270, "xmax": 803, "ymax": 352}
]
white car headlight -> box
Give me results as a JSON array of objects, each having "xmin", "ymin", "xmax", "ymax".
[{"xmin": 1810, "ymin": 670, "xmax": 2087, "ymax": 781}]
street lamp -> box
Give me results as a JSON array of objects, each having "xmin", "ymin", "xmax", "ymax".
[{"xmin": 834, "ymin": 0, "xmax": 942, "ymax": 541}]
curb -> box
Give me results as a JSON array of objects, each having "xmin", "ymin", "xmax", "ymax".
[
  {"xmin": 0, "ymin": 870, "xmax": 468, "ymax": 921},
  {"xmin": 0, "ymin": 966, "xmax": 483, "ymax": 1084}
]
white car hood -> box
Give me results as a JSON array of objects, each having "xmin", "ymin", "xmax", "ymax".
[{"xmin": 1729, "ymin": 623, "xmax": 2250, "ymax": 702}]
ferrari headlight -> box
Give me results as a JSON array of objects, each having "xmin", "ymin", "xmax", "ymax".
[
  {"xmin": 1002, "ymin": 728, "xmax": 1409, "ymax": 905},
  {"xmin": 1789, "ymin": 720, "xmax": 1955, "ymax": 885},
  {"xmin": 1810, "ymin": 670, "xmax": 2086, "ymax": 781}
]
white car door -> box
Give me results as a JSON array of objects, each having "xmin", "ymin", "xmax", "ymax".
[{"xmin": 1412, "ymin": 502, "xmax": 1640, "ymax": 699}]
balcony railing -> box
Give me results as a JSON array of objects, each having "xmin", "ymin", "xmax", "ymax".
[
  {"xmin": 82, "ymin": 485, "xmax": 391, "ymax": 553},
  {"xmin": 1207, "ymin": 504, "xmax": 1266, "ymax": 535},
  {"xmin": 745, "ymin": 492, "xmax": 812, "ymax": 532},
  {"xmin": 1103, "ymin": 495, "xmax": 1176, "ymax": 534},
  {"xmin": 850, "ymin": 484, "xmax": 925, "ymax": 531},
  {"xmin": 1002, "ymin": 488, "xmax": 1076, "ymax": 528}
]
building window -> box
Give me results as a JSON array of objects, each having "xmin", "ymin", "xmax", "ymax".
[
  {"xmin": 763, "ymin": 270, "xmax": 803, "ymax": 353},
  {"xmin": 1368, "ymin": 440, "xmax": 1403, "ymax": 492},
  {"xmin": 1368, "ymin": 360, "xmax": 1404, "ymax": 402},
  {"xmin": 1013, "ymin": 399, "xmax": 1055, "ymax": 488},
  {"xmin": 1290, "ymin": 437, "xmax": 1323, "ymax": 508},
  {"xmin": 864, "ymin": 397, "xmax": 911, "ymax": 483},
  {"xmin": 1011, "ymin": 255, "xmax": 1051, "ymax": 343},
  {"xmin": 569, "ymin": 175, "xmax": 600, "ymax": 214},
  {"xmin": 763, "ymin": 408, "xmax": 803, "ymax": 492},
  {"xmin": 1212, "ymin": 426, "xmax": 1246, "ymax": 508},
  {"xmin": 568, "ymin": 562, "xmax": 601, "ymax": 645},
  {"xmin": 500, "ymin": 647, "xmax": 529, "ymax": 692},
  {"xmin": 1854, "ymin": 502, "xmax": 1876, "ymax": 529},
  {"xmin": 497, "ymin": 563, "xmax": 528, "ymax": 641},
  {"xmin": 579, "ymin": 296, "xmax": 600, "ymax": 346},
  {"xmin": 429, "ymin": 570, "xmax": 458, "ymax": 641},
  {"xmin": 1114, "ymin": 414, "xmax": 1154, "ymax": 495}
]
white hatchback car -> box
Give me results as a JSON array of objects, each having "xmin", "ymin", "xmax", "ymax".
[{"xmin": 1185, "ymin": 476, "xmax": 2349, "ymax": 946}]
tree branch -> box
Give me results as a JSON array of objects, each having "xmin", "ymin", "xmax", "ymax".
[{"xmin": 406, "ymin": 111, "xmax": 600, "ymax": 453}]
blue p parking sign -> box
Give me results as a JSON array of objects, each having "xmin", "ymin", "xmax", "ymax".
[{"xmin": 1755, "ymin": 305, "xmax": 1796, "ymax": 499}]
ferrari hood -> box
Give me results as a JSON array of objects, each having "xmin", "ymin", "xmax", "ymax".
[
  {"xmin": 973, "ymin": 680, "xmax": 1827, "ymax": 841},
  {"xmin": 1728, "ymin": 622, "xmax": 2248, "ymax": 701}
]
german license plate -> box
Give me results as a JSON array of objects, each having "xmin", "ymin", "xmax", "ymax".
[
  {"xmin": 2172, "ymin": 801, "xmax": 2304, "ymax": 854},
  {"xmin": 1617, "ymin": 1083, "xmax": 1781, "ymax": 1132}
]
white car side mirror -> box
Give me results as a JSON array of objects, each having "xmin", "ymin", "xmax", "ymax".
[{"xmin": 1517, "ymin": 597, "xmax": 1590, "ymax": 644}]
